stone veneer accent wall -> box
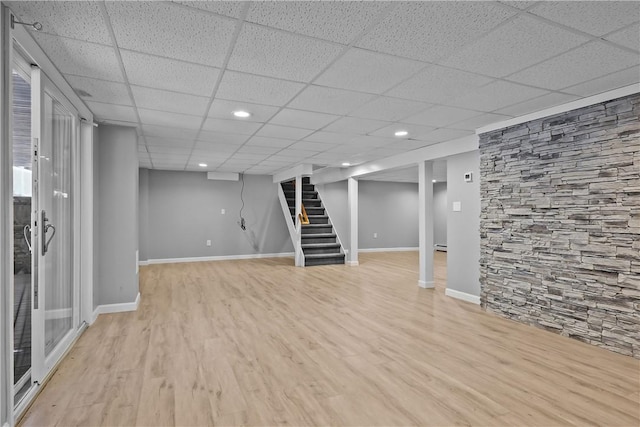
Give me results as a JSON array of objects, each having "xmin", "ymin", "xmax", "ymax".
[{"xmin": 479, "ymin": 93, "xmax": 640, "ymax": 359}]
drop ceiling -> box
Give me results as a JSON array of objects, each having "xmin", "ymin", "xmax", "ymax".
[{"xmin": 7, "ymin": 1, "xmax": 640, "ymax": 176}]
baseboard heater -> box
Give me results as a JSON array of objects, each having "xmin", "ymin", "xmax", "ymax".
[{"xmin": 435, "ymin": 244, "xmax": 447, "ymax": 252}]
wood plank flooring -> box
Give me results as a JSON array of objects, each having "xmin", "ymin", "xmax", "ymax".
[{"xmin": 19, "ymin": 252, "xmax": 640, "ymax": 426}]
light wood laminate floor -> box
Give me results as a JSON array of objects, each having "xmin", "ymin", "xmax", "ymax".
[{"xmin": 19, "ymin": 252, "xmax": 640, "ymax": 426}]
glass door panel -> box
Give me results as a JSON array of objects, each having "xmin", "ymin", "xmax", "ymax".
[
  {"xmin": 40, "ymin": 91, "xmax": 74, "ymax": 357},
  {"xmin": 11, "ymin": 64, "xmax": 33, "ymax": 404}
]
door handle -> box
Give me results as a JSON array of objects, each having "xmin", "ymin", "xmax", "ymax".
[
  {"xmin": 41, "ymin": 210, "xmax": 56, "ymax": 256},
  {"xmin": 23, "ymin": 225, "xmax": 32, "ymax": 253}
]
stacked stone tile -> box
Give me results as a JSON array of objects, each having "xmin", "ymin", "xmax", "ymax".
[{"xmin": 479, "ymin": 93, "xmax": 640, "ymax": 359}]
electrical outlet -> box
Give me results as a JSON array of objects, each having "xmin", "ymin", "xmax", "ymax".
[
  {"xmin": 221, "ymin": 209, "xmax": 225, "ymax": 215},
  {"xmin": 373, "ymin": 233, "xmax": 378, "ymax": 238},
  {"xmin": 206, "ymin": 240, "xmax": 211, "ymax": 247}
]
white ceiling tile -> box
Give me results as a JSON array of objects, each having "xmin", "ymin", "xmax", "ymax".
[
  {"xmin": 202, "ymin": 118, "xmax": 262, "ymax": 136},
  {"xmin": 150, "ymin": 153, "xmax": 189, "ymax": 161},
  {"xmin": 192, "ymin": 142, "xmax": 238, "ymax": 153},
  {"xmin": 356, "ymin": 2, "xmax": 515, "ymax": 62},
  {"xmin": 315, "ymin": 48, "xmax": 426, "ymax": 94},
  {"xmin": 244, "ymin": 136, "xmax": 294, "ymax": 148},
  {"xmin": 286, "ymin": 141, "xmax": 337, "ymax": 152},
  {"xmin": 146, "ymin": 136, "xmax": 193, "ymax": 147},
  {"xmin": 529, "ymin": 1, "xmax": 640, "ymax": 36},
  {"xmin": 138, "ymin": 108, "xmax": 202, "ymax": 129},
  {"xmin": 326, "ymin": 145, "xmax": 366, "ymax": 155},
  {"xmin": 418, "ymin": 128, "xmax": 474, "ymax": 143},
  {"xmin": 216, "ymin": 71, "xmax": 305, "ymax": 106},
  {"xmin": 197, "ymin": 131, "xmax": 250, "ymax": 145},
  {"xmin": 86, "ymin": 101, "xmax": 136, "ymax": 123},
  {"xmin": 33, "ymin": 34, "xmax": 123, "ymax": 82},
  {"xmin": 346, "ymin": 135, "xmax": 397, "ymax": 148},
  {"xmin": 562, "ymin": 67, "xmax": 640, "ymax": 97},
  {"xmin": 499, "ymin": 1, "xmax": 538, "ymax": 10},
  {"xmin": 254, "ymin": 124, "xmax": 314, "ymax": 141},
  {"xmin": 7, "ymin": 1, "xmax": 112, "ymax": 44},
  {"xmin": 131, "ymin": 86, "xmax": 209, "ymax": 116},
  {"xmin": 227, "ymin": 24, "xmax": 343, "ymax": 82},
  {"xmin": 442, "ymin": 15, "xmax": 589, "ymax": 78},
  {"xmin": 493, "ymin": 93, "xmax": 580, "ymax": 117},
  {"xmin": 605, "ymin": 23, "xmax": 640, "ymax": 52},
  {"xmin": 323, "ymin": 117, "xmax": 390, "ymax": 135},
  {"xmin": 171, "ymin": 1, "xmax": 245, "ymax": 18},
  {"xmin": 387, "ymin": 65, "xmax": 494, "ymax": 104},
  {"xmin": 209, "ymin": 99, "xmax": 278, "ymax": 123},
  {"xmin": 146, "ymin": 145, "xmax": 192, "ymax": 154},
  {"xmin": 507, "ymin": 42, "xmax": 640, "ymax": 90},
  {"xmin": 229, "ymin": 153, "xmax": 269, "ymax": 162},
  {"xmin": 449, "ymin": 112, "xmax": 514, "ymax": 131},
  {"xmin": 303, "ymin": 131, "xmax": 357, "ymax": 145},
  {"xmin": 67, "ymin": 75, "xmax": 131, "ymax": 106},
  {"xmin": 269, "ymin": 109, "xmax": 339, "ymax": 130},
  {"xmin": 288, "ymin": 86, "xmax": 374, "ymax": 115},
  {"xmin": 368, "ymin": 123, "xmax": 437, "ymax": 140},
  {"xmin": 237, "ymin": 145, "xmax": 282, "ymax": 155},
  {"xmin": 447, "ymin": 80, "xmax": 549, "ymax": 112},
  {"xmin": 246, "ymin": 1, "xmax": 389, "ymax": 44},
  {"xmin": 105, "ymin": 1, "xmax": 236, "ymax": 66},
  {"xmin": 120, "ymin": 50, "xmax": 220, "ymax": 96},
  {"xmin": 348, "ymin": 96, "xmax": 432, "ymax": 122},
  {"xmin": 142, "ymin": 124, "xmax": 199, "ymax": 140},
  {"xmin": 401, "ymin": 105, "xmax": 481, "ymax": 128}
]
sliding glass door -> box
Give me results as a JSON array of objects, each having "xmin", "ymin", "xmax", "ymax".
[{"xmin": 30, "ymin": 68, "xmax": 78, "ymax": 385}]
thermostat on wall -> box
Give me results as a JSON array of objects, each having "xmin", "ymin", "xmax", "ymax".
[{"xmin": 464, "ymin": 171, "xmax": 473, "ymax": 182}]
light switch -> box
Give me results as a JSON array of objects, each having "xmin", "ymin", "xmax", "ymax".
[
  {"xmin": 206, "ymin": 240, "xmax": 212, "ymax": 247},
  {"xmin": 221, "ymin": 208, "xmax": 225, "ymax": 215},
  {"xmin": 453, "ymin": 201, "xmax": 461, "ymax": 212}
]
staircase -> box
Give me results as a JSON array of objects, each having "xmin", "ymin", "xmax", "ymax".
[{"xmin": 281, "ymin": 178, "xmax": 345, "ymax": 266}]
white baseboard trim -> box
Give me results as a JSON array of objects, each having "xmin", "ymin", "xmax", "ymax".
[
  {"xmin": 346, "ymin": 260, "xmax": 359, "ymax": 266},
  {"xmin": 146, "ymin": 252, "xmax": 294, "ymax": 265},
  {"xmin": 92, "ymin": 292, "xmax": 140, "ymax": 323},
  {"xmin": 445, "ymin": 288, "xmax": 480, "ymax": 305},
  {"xmin": 360, "ymin": 247, "xmax": 418, "ymax": 253},
  {"xmin": 418, "ymin": 280, "xmax": 434, "ymax": 289},
  {"xmin": 138, "ymin": 260, "xmax": 149, "ymax": 266}
]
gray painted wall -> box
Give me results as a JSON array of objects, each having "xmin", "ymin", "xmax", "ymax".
[
  {"xmin": 92, "ymin": 126, "xmax": 100, "ymax": 310},
  {"xmin": 96, "ymin": 125, "xmax": 139, "ymax": 306},
  {"xmin": 320, "ymin": 179, "xmax": 438, "ymax": 250},
  {"xmin": 359, "ymin": 181, "xmax": 418, "ymax": 249},
  {"xmin": 434, "ymin": 182, "xmax": 447, "ymax": 247},
  {"xmin": 143, "ymin": 171, "xmax": 292, "ymax": 260},
  {"xmin": 138, "ymin": 168, "xmax": 149, "ymax": 262},
  {"xmin": 446, "ymin": 150, "xmax": 481, "ymax": 297}
]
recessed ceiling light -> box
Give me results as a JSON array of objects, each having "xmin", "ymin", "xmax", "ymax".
[
  {"xmin": 198, "ymin": 163, "xmax": 207, "ymax": 168},
  {"xmin": 432, "ymin": 179, "xmax": 437, "ymax": 183},
  {"xmin": 233, "ymin": 110, "xmax": 251, "ymax": 118},
  {"xmin": 341, "ymin": 162, "xmax": 351, "ymax": 167},
  {"xmin": 394, "ymin": 130, "xmax": 408, "ymax": 137}
]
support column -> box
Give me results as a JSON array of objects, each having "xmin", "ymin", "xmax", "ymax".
[
  {"xmin": 347, "ymin": 177, "xmax": 359, "ymax": 266},
  {"xmin": 294, "ymin": 175, "xmax": 303, "ymax": 267},
  {"xmin": 418, "ymin": 161, "xmax": 434, "ymax": 288}
]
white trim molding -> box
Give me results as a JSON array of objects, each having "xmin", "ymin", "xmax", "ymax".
[
  {"xmin": 478, "ymin": 84, "xmax": 639, "ymax": 134},
  {"xmin": 445, "ymin": 288, "xmax": 480, "ymax": 305},
  {"xmin": 360, "ymin": 247, "xmax": 418, "ymax": 253},
  {"xmin": 146, "ymin": 252, "xmax": 295, "ymax": 265},
  {"xmin": 138, "ymin": 260, "xmax": 149, "ymax": 267},
  {"xmin": 418, "ymin": 280, "xmax": 434, "ymax": 289},
  {"xmin": 346, "ymin": 261, "xmax": 359, "ymax": 266},
  {"xmin": 92, "ymin": 292, "xmax": 140, "ymax": 323}
]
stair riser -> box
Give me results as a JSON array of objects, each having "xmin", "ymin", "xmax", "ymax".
[
  {"xmin": 290, "ymin": 208, "xmax": 325, "ymax": 216},
  {"xmin": 284, "ymin": 191, "xmax": 317, "ymax": 199},
  {"xmin": 303, "ymin": 247, "xmax": 342, "ymax": 255},
  {"xmin": 305, "ymin": 256, "xmax": 345, "ymax": 266},
  {"xmin": 302, "ymin": 236, "xmax": 337, "ymax": 244},
  {"xmin": 281, "ymin": 184, "xmax": 315, "ymax": 192},
  {"xmin": 301, "ymin": 226, "xmax": 333, "ymax": 234},
  {"xmin": 286, "ymin": 199, "xmax": 322, "ymax": 207},
  {"xmin": 291, "ymin": 216, "xmax": 329, "ymax": 224}
]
